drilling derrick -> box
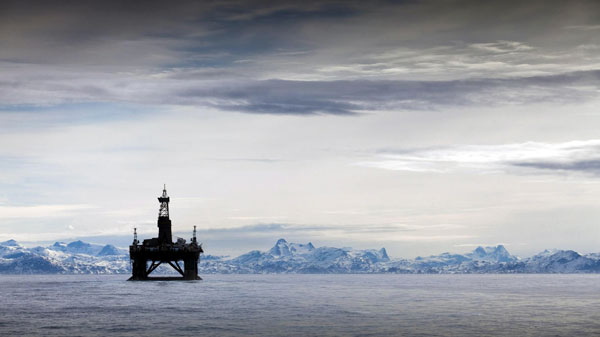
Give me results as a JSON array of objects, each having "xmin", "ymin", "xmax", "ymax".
[
  {"xmin": 128, "ymin": 186, "xmax": 203, "ymax": 281},
  {"xmin": 157, "ymin": 185, "xmax": 172, "ymax": 244}
]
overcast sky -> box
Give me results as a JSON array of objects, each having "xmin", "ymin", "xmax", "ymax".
[{"xmin": 2, "ymin": 0, "xmax": 600, "ymax": 257}]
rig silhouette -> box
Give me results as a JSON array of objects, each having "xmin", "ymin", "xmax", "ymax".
[{"xmin": 129, "ymin": 185, "xmax": 203, "ymax": 280}]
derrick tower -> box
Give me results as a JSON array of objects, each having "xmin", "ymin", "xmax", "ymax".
[
  {"xmin": 157, "ymin": 185, "xmax": 172, "ymax": 244},
  {"xmin": 129, "ymin": 186, "xmax": 203, "ymax": 281}
]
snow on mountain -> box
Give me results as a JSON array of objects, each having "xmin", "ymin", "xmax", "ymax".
[
  {"xmin": 520, "ymin": 250, "xmax": 600, "ymax": 273},
  {"xmin": 0, "ymin": 253, "xmax": 66, "ymax": 274},
  {"xmin": 586, "ymin": 252, "xmax": 600, "ymax": 260},
  {"xmin": 269, "ymin": 238, "xmax": 315, "ymax": 257},
  {"xmin": 97, "ymin": 244, "xmax": 126, "ymax": 256},
  {"xmin": 219, "ymin": 238, "xmax": 391, "ymax": 273},
  {"xmin": 0, "ymin": 238, "xmax": 599, "ymax": 274},
  {"xmin": 468, "ymin": 245, "xmax": 516, "ymax": 263},
  {"xmin": 0, "ymin": 239, "xmax": 26, "ymax": 258},
  {"xmin": 0, "ymin": 239, "xmax": 130, "ymax": 274},
  {"xmin": 1, "ymin": 239, "xmax": 21, "ymax": 247},
  {"xmin": 48, "ymin": 240, "xmax": 106, "ymax": 256}
]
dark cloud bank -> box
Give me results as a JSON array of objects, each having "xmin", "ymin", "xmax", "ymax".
[
  {"xmin": 1, "ymin": 0, "xmax": 600, "ymax": 115},
  {"xmin": 177, "ymin": 71, "xmax": 600, "ymax": 115},
  {"xmin": 1, "ymin": 70, "xmax": 599, "ymax": 116}
]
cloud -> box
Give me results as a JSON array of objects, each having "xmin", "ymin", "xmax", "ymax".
[
  {"xmin": 454, "ymin": 243, "xmax": 509, "ymax": 248},
  {"xmin": 194, "ymin": 222, "xmax": 472, "ymax": 243},
  {"xmin": 1, "ymin": 1, "xmax": 600, "ymax": 115},
  {"xmin": 6, "ymin": 70, "xmax": 595, "ymax": 116},
  {"xmin": 0, "ymin": 69, "xmax": 597, "ymax": 118},
  {"xmin": 194, "ymin": 71, "xmax": 600, "ymax": 114},
  {"xmin": 0, "ymin": 204, "xmax": 96, "ymax": 218},
  {"xmin": 359, "ymin": 140, "xmax": 600, "ymax": 175},
  {"xmin": 470, "ymin": 40, "xmax": 534, "ymax": 53},
  {"xmin": 512, "ymin": 159, "xmax": 600, "ymax": 172},
  {"xmin": 564, "ymin": 25, "xmax": 600, "ymax": 31}
]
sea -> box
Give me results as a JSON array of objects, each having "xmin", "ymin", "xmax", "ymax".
[{"xmin": 0, "ymin": 274, "xmax": 599, "ymax": 336}]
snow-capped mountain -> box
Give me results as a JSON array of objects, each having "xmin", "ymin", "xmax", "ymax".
[
  {"xmin": 200, "ymin": 239, "xmax": 599, "ymax": 274},
  {"xmin": 1, "ymin": 239, "xmax": 20, "ymax": 247},
  {"xmin": 209, "ymin": 238, "xmax": 390, "ymax": 273},
  {"xmin": 469, "ymin": 245, "xmax": 515, "ymax": 262},
  {"xmin": 0, "ymin": 238, "xmax": 599, "ymax": 274},
  {"xmin": 47, "ymin": 240, "xmax": 125, "ymax": 256},
  {"xmin": 97, "ymin": 244, "xmax": 122, "ymax": 256},
  {"xmin": 0, "ymin": 239, "xmax": 129, "ymax": 274},
  {"xmin": 519, "ymin": 249, "xmax": 600, "ymax": 273}
]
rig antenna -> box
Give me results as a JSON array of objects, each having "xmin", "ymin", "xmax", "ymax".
[{"xmin": 133, "ymin": 228, "xmax": 138, "ymax": 245}]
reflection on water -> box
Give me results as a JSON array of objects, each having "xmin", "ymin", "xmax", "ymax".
[{"xmin": 1, "ymin": 274, "xmax": 599, "ymax": 336}]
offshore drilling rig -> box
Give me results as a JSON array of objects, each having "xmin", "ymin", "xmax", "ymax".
[{"xmin": 129, "ymin": 186, "xmax": 203, "ymax": 280}]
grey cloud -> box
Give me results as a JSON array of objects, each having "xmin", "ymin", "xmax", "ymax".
[
  {"xmin": 1, "ymin": 70, "xmax": 599, "ymax": 115},
  {"xmin": 2, "ymin": 0, "xmax": 599, "ymax": 69},
  {"xmin": 203, "ymin": 223, "xmax": 291, "ymax": 234},
  {"xmin": 0, "ymin": 0, "xmax": 364, "ymax": 66},
  {"xmin": 564, "ymin": 25, "xmax": 600, "ymax": 31},
  {"xmin": 511, "ymin": 160, "xmax": 600, "ymax": 174},
  {"xmin": 207, "ymin": 158, "xmax": 285, "ymax": 163},
  {"xmin": 201, "ymin": 222, "xmax": 418, "ymax": 236},
  {"xmin": 175, "ymin": 71, "xmax": 600, "ymax": 115},
  {"xmin": 470, "ymin": 41, "xmax": 534, "ymax": 53},
  {"xmin": 1, "ymin": 1, "xmax": 600, "ymax": 115}
]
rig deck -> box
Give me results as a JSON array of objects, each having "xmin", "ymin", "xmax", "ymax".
[{"xmin": 128, "ymin": 186, "xmax": 203, "ymax": 281}]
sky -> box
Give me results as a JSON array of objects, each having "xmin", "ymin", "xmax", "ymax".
[{"xmin": 1, "ymin": 0, "xmax": 600, "ymax": 257}]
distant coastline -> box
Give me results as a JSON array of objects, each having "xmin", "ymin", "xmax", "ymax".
[{"xmin": 1, "ymin": 238, "xmax": 599, "ymax": 275}]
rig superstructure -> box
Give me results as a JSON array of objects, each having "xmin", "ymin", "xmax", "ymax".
[{"xmin": 129, "ymin": 185, "xmax": 203, "ymax": 280}]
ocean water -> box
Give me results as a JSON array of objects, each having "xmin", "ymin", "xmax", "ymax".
[{"xmin": 0, "ymin": 274, "xmax": 599, "ymax": 336}]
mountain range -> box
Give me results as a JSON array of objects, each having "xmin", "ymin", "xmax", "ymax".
[{"xmin": 1, "ymin": 238, "xmax": 599, "ymax": 274}]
